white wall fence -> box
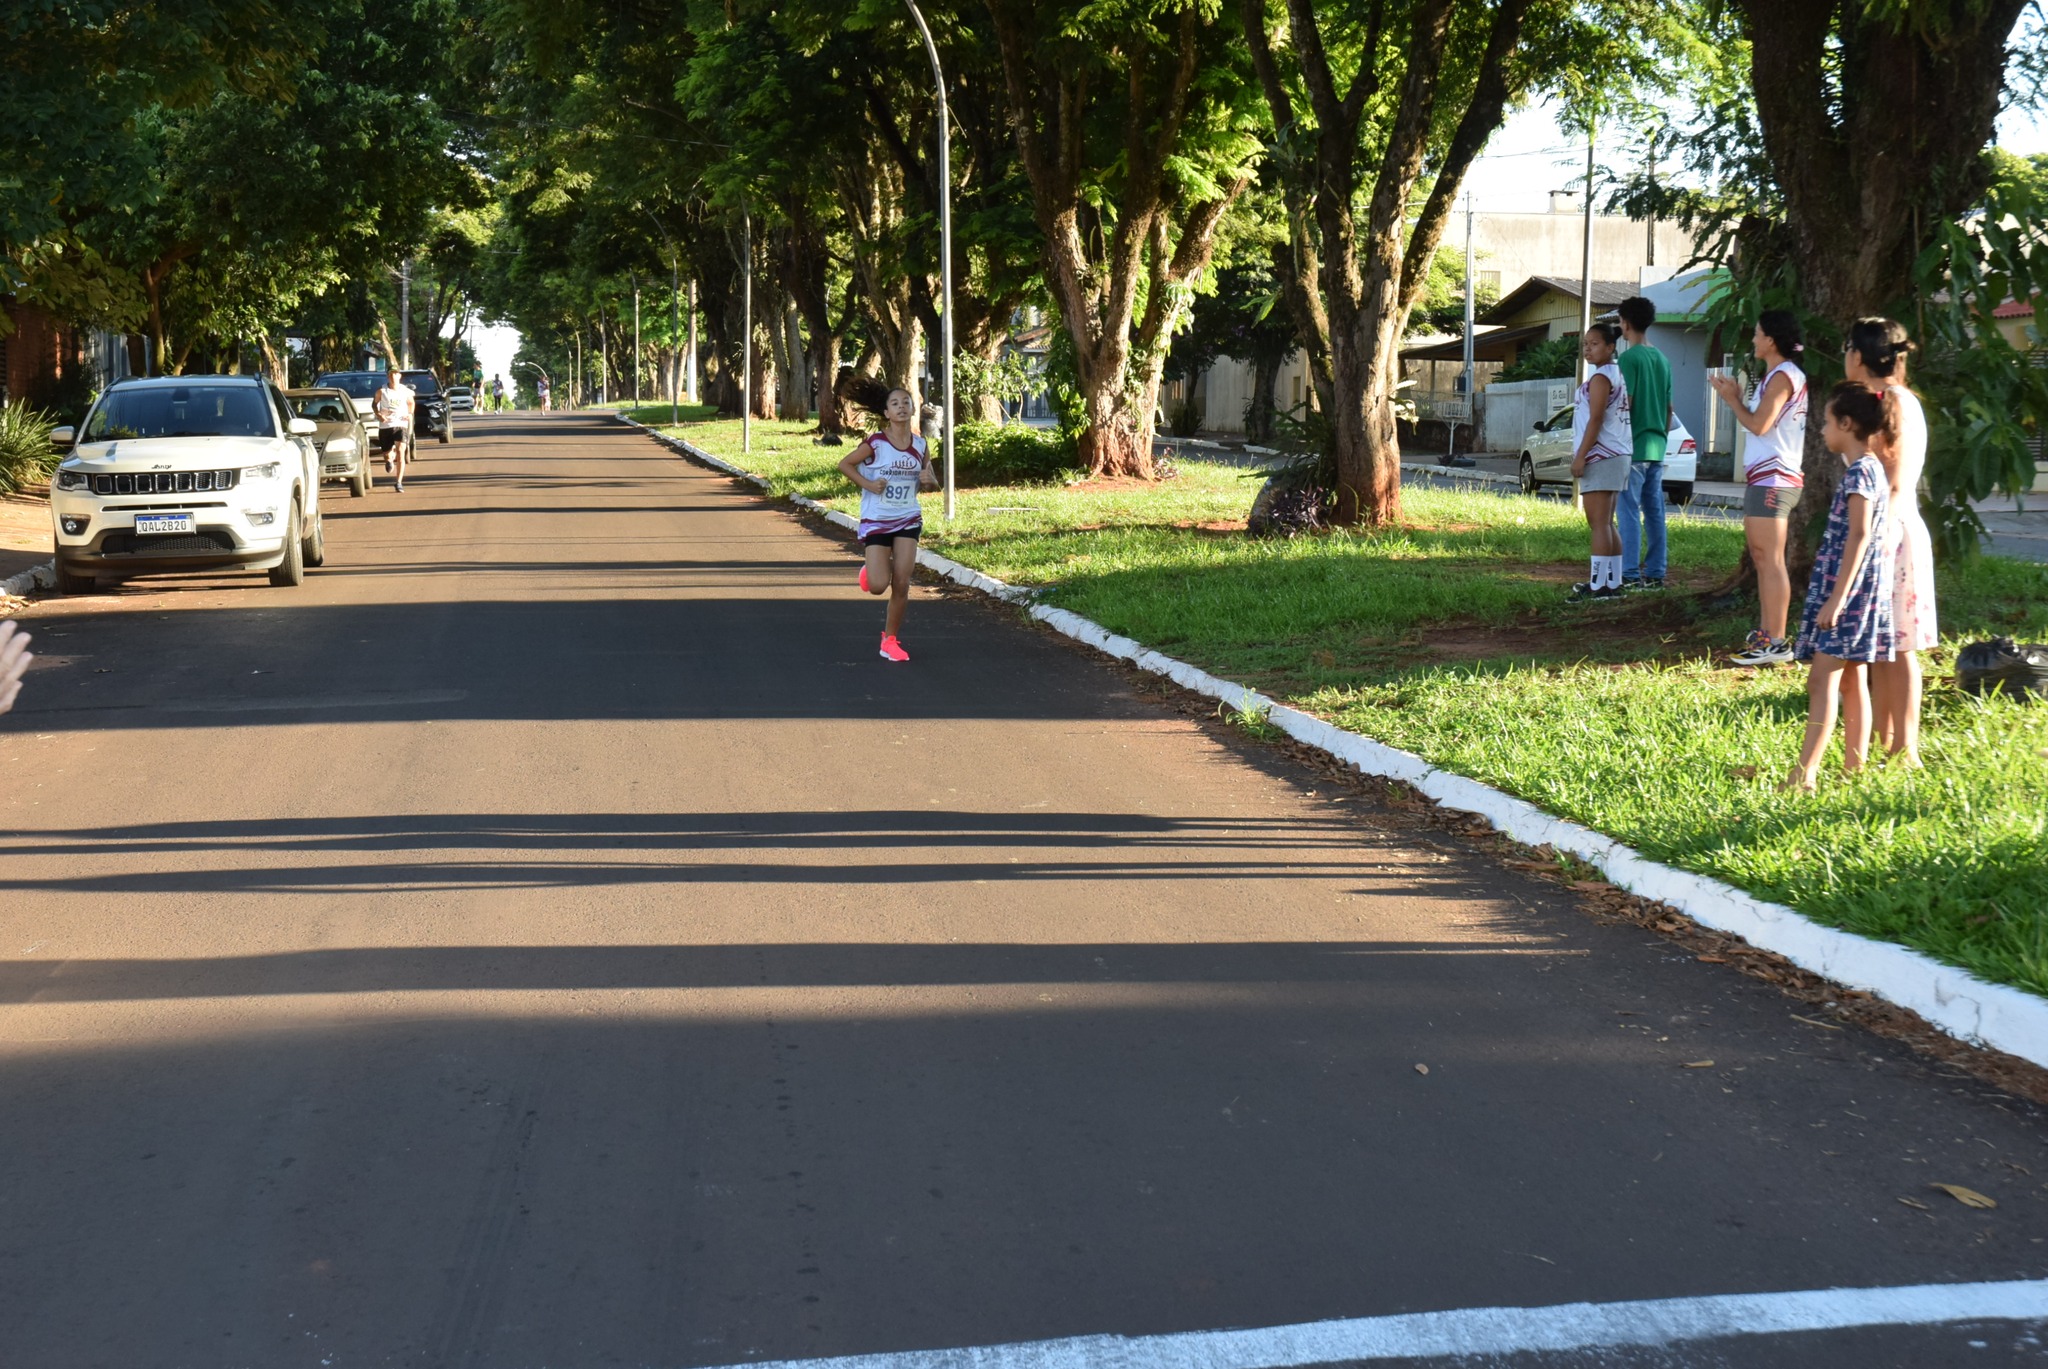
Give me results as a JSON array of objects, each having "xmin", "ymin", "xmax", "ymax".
[{"xmin": 1480, "ymin": 378, "xmax": 1572, "ymax": 454}]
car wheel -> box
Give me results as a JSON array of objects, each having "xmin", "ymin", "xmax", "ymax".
[
  {"xmin": 269, "ymin": 498, "xmax": 305, "ymax": 587},
  {"xmin": 55, "ymin": 562, "xmax": 97, "ymax": 595},
  {"xmin": 352, "ymin": 465, "xmax": 370, "ymax": 497},
  {"xmin": 438, "ymin": 424, "xmax": 451, "ymax": 445},
  {"xmin": 303, "ymin": 504, "xmax": 326, "ymax": 568},
  {"xmin": 1665, "ymin": 480, "xmax": 1693, "ymax": 508},
  {"xmin": 1519, "ymin": 456, "xmax": 1538, "ymax": 495}
]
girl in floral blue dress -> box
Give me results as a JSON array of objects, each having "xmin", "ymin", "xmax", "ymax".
[{"xmin": 1785, "ymin": 383, "xmax": 1898, "ymax": 791}]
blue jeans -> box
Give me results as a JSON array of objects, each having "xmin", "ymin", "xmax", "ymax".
[{"xmin": 1618, "ymin": 461, "xmax": 1667, "ymax": 581}]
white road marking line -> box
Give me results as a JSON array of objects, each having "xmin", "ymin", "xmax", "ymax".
[{"xmin": 699, "ymin": 1279, "xmax": 2048, "ymax": 1369}]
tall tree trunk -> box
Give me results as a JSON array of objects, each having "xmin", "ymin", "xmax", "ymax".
[
  {"xmin": 1248, "ymin": 350, "xmax": 1283, "ymax": 441},
  {"xmin": 812, "ymin": 331, "xmax": 845, "ymax": 441},
  {"xmin": 1243, "ymin": 0, "xmax": 1533, "ymax": 523},
  {"xmin": 256, "ymin": 334, "xmax": 287, "ymax": 388},
  {"xmin": 989, "ymin": 1, "xmax": 1247, "ymax": 480},
  {"xmin": 766, "ymin": 296, "xmax": 793, "ymax": 415},
  {"xmin": 749, "ymin": 317, "xmax": 776, "ymax": 420},
  {"xmin": 782, "ymin": 302, "xmax": 809, "ymax": 419},
  {"xmin": 972, "ymin": 333, "xmax": 1008, "ymax": 425},
  {"xmin": 1730, "ymin": 0, "xmax": 2025, "ymax": 586}
]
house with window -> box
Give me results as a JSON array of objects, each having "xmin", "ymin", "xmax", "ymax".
[{"xmin": 1178, "ymin": 200, "xmax": 1703, "ymax": 437}]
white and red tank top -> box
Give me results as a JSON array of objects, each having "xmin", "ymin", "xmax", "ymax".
[
  {"xmin": 856, "ymin": 431, "xmax": 927, "ymax": 536},
  {"xmin": 1743, "ymin": 360, "xmax": 1808, "ymax": 487},
  {"xmin": 1572, "ymin": 362, "xmax": 1631, "ymax": 461}
]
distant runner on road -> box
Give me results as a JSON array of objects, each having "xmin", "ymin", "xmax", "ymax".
[
  {"xmin": 538, "ymin": 375, "xmax": 552, "ymax": 413},
  {"xmin": 372, "ymin": 368, "xmax": 415, "ymax": 494},
  {"xmin": 839, "ymin": 387, "xmax": 938, "ymax": 662}
]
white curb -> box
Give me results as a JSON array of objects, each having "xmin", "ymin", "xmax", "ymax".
[
  {"xmin": 2, "ymin": 559, "xmax": 54, "ymax": 598},
  {"xmin": 619, "ymin": 414, "xmax": 2048, "ymax": 1071}
]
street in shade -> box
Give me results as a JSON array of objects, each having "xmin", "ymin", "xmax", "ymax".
[{"xmin": 1, "ymin": 414, "xmax": 2043, "ymax": 1368}]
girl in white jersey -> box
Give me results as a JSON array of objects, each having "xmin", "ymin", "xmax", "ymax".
[
  {"xmin": 1709, "ymin": 310, "xmax": 1808, "ymax": 666},
  {"xmin": 1567, "ymin": 322, "xmax": 1632, "ymax": 599},
  {"xmin": 838, "ymin": 387, "xmax": 938, "ymax": 662},
  {"xmin": 1846, "ymin": 317, "xmax": 1934, "ymax": 766}
]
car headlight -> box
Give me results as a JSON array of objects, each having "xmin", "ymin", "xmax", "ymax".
[
  {"xmin": 325, "ymin": 438, "xmax": 357, "ymax": 455},
  {"xmin": 244, "ymin": 461, "xmax": 281, "ymax": 480},
  {"xmin": 54, "ymin": 466, "xmax": 86, "ymax": 490}
]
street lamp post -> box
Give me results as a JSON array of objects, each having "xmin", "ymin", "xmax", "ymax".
[{"xmin": 904, "ymin": 0, "xmax": 955, "ymax": 519}]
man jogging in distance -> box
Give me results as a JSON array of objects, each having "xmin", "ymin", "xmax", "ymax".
[
  {"xmin": 372, "ymin": 368, "xmax": 415, "ymax": 494},
  {"xmin": 1615, "ymin": 296, "xmax": 1674, "ymax": 590}
]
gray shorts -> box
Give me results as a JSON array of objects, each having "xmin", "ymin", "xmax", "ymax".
[
  {"xmin": 1577, "ymin": 455, "xmax": 1629, "ymax": 493},
  {"xmin": 1744, "ymin": 483, "xmax": 1802, "ymax": 519}
]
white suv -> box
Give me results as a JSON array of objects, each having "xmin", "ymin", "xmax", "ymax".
[{"xmin": 49, "ymin": 375, "xmax": 327, "ymax": 594}]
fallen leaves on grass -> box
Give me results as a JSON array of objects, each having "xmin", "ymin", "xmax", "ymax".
[
  {"xmin": 1725, "ymin": 764, "xmax": 1759, "ymax": 781},
  {"xmin": 1931, "ymin": 1184, "xmax": 1997, "ymax": 1209}
]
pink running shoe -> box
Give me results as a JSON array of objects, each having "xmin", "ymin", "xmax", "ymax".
[
  {"xmin": 858, "ymin": 564, "xmax": 870, "ymax": 594},
  {"xmin": 878, "ymin": 633, "xmax": 910, "ymax": 663}
]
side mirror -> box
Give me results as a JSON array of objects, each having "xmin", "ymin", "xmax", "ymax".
[
  {"xmin": 288, "ymin": 417, "xmax": 318, "ymax": 436},
  {"xmin": 1531, "ymin": 418, "xmax": 1547, "ymax": 433},
  {"xmin": 50, "ymin": 426, "xmax": 75, "ymax": 448}
]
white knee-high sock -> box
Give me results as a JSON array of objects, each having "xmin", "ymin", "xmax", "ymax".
[{"xmin": 1601, "ymin": 555, "xmax": 1623, "ymax": 588}]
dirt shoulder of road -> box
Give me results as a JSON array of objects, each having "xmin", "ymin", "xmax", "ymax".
[{"xmin": 0, "ymin": 487, "xmax": 51, "ymax": 583}]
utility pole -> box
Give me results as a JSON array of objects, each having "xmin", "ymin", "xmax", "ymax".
[
  {"xmin": 742, "ymin": 203, "xmax": 752, "ymax": 455},
  {"xmin": 399, "ymin": 259, "xmax": 413, "ymax": 369},
  {"xmin": 632, "ymin": 275, "xmax": 642, "ymax": 406},
  {"xmin": 599, "ymin": 312, "xmax": 609, "ymax": 406},
  {"xmin": 1450, "ymin": 187, "xmax": 1475, "ymax": 467},
  {"xmin": 1644, "ymin": 132, "xmax": 1658, "ymax": 269},
  {"xmin": 669, "ymin": 258, "xmax": 681, "ymax": 425},
  {"xmin": 905, "ymin": 0, "xmax": 956, "ymax": 518},
  {"xmin": 1577, "ymin": 128, "xmax": 1596, "ymax": 385}
]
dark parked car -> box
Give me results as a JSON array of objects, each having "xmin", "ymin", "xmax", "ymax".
[
  {"xmin": 400, "ymin": 370, "xmax": 452, "ymax": 445},
  {"xmin": 312, "ymin": 369, "xmax": 451, "ymax": 445}
]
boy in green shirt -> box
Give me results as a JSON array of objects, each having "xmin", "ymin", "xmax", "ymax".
[{"xmin": 1615, "ymin": 295, "xmax": 1673, "ymax": 588}]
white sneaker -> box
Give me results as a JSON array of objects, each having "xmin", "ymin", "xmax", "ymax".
[{"xmin": 1731, "ymin": 634, "xmax": 1795, "ymax": 667}]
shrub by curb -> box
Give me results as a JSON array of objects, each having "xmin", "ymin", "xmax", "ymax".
[{"xmin": 619, "ymin": 413, "xmax": 2048, "ymax": 1072}]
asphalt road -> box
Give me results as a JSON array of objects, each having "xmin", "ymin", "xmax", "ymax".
[{"xmin": 2, "ymin": 412, "xmax": 2044, "ymax": 1369}]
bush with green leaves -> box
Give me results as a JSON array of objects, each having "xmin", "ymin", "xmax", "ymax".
[
  {"xmin": 0, "ymin": 400, "xmax": 59, "ymax": 496},
  {"xmin": 1495, "ymin": 335, "xmax": 1580, "ymax": 383},
  {"xmin": 951, "ymin": 420, "xmax": 1079, "ymax": 485}
]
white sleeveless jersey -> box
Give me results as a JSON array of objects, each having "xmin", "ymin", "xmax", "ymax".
[
  {"xmin": 1573, "ymin": 362, "xmax": 1631, "ymax": 461},
  {"xmin": 856, "ymin": 432, "xmax": 927, "ymax": 535},
  {"xmin": 1742, "ymin": 360, "xmax": 1808, "ymax": 487}
]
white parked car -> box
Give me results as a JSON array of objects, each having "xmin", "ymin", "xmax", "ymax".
[
  {"xmin": 1517, "ymin": 409, "xmax": 1698, "ymax": 506},
  {"xmin": 49, "ymin": 375, "xmax": 326, "ymax": 595},
  {"xmin": 446, "ymin": 385, "xmax": 474, "ymax": 412}
]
